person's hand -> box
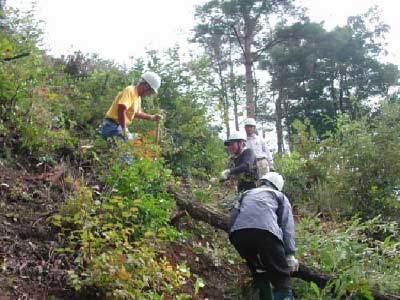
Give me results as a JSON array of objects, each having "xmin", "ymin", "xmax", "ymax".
[
  {"xmin": 123, "ymin": 128, "xmax": 136, "ymax": 140},
  {"xmin": 286, "ymin": 255, "xmax": 299, "ymax": 272},
  {"xmin": 153, "ymin": 114, "xmax": 162, "ymax": 121},
  {"xmin": 220, "ymin": 169, "xmax": 230, "ymax": 181},
  {"xmin": 122, "ymin": 128, "xmax": 129, "ymax": 138},
  {"xmin": 210, "ymin": 177, "xmax": 218, "ymax": 183},
  {"xmin": 268, "ymin": 162, "xmax": 275, "ymax": 172}
]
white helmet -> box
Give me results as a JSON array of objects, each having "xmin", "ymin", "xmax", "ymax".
[
  {"xmin": 260, "ymin": 172, "xmax": 284, "ymax": 191},
  {"xmin": 224, "ymin": 131, "xmax": 247, "ymax": 146},
  {"xmin": 141, "ymin": 71, "xmax": 161, "ymax": 94},
  {"xmin": 244, "ymin": 118, "xmax": 256, "ymax": 127}
]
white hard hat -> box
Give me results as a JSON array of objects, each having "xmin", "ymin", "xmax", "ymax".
[
  {"xmin": 224, "ymin": 131, "xmax": 247, "ymax": 146},
  {"xmin": 244, "ymin": 118, "xmax": 256, "ymax": 127},
  {"xmin": 141, "ymin": 71, "xmax": 161, "ymax": 94},
  {"xmin": 260, "ymin": 172, "xmax": 284, "ymax": 191}
]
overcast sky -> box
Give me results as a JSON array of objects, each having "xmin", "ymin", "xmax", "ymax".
[{"xmin": 6, "ymin": 0, "xmax": 400, "ymax": 65}]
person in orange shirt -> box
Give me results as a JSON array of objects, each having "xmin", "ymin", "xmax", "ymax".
[{"xmin": 100, "ymin": 71, "xmax": 162, "ymax": 140}]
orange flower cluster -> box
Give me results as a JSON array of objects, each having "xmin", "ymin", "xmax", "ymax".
[{"xmin": 147, "ymin": 130, "xmax": 157, "ymax": 136}]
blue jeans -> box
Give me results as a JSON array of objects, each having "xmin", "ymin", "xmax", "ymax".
[
  {"xmin": 99, "ymin": 118, "xmax": 134, "ymax": 164},
  {"xmin": 99, "ymin": 118, "xmax": 123, "ymax": 139}
]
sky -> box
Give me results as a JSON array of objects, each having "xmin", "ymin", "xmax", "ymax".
[{"xmin": 6, "ymin": 0, "xmax": 400, "ymax": 66}]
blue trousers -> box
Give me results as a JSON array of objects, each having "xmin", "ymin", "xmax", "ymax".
[
  {"xmin": 99, "ymin": 118, "xmax": 123, "ymax": 139},
  {"xmin": 99, "ymin": 118, "xmax": 134, "ymax": 164}
]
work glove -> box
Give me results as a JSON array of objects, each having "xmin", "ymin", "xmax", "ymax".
[
  {"xmin": 123, "ymin": 129, "xmax": 136, "ymax": 140},
  {"xmin": 127, "ymin": 132, "xmax": 137, "ymax": 140},
  {"xmin": 286, "ymin": 255, "xmax": 299, "ymax": 273},
  {"xmin": 220, "ymin": 169, "xmax": 231, "ymax": 181},
  {"xmin": 210, "ymin": 177, "xmax": 218, "ymax": 183}
]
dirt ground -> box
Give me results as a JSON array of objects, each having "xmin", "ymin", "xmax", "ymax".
[
  {"xmin": 0, "ymin": 163, "xmax": 73, "ymax": 300},
  {"xmin": 0, "ymin": 163, "xmax": 250, "ymax": 300}
]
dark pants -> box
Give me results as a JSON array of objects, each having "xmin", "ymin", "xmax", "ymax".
[{"xmin": 229, "ymin": 228, "xmax": 291, "ymax": 291}]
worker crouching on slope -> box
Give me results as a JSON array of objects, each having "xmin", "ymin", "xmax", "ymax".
[
  {"xmin": 244, "ymin": 118, "xmax": 274, "ymax": 178},
  {"xmin": 229, "ymin": 172, "xmax": 299, "ymax": 300},
  {"xmin": 220, "ymin": 131, "xmax": 257, "ymax": 193},
  {"xmin": 100, "ymin": 71, "xmax": 162, "ymax": 140}
]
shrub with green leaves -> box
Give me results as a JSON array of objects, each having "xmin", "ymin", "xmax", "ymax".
[
  {"xmin": 294, "ymin": 216, "xmax": 400, "ymax": 299},
  {"xmin": 18, "ymin": 122, "xmax": 77, "ymax": 163},
  {"xmin": 51, "ymin": 142, "xmax": 203, "ymax": 299},
  {"xmin": 277, "ymin": 101, "xmax": 400, "ymax": 219}
]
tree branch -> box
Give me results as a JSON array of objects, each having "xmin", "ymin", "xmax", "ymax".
[{"xmin": 2, "ymin": 52, "xmax": 30, "ymax": 62}]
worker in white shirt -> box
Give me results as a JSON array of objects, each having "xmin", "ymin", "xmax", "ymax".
[{"xmin": 244, "ymin": 118, "xmax": 274, "ymax": 179}]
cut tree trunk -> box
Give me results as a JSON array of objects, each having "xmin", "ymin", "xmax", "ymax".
[{"xmin": 171, "ymin": 189, "xmax": 400, "ymax": 300}]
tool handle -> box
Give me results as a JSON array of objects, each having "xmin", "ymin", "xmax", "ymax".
[{"xmin": 156, "ymin": 119, "xmax": 161, "ymax": 145}]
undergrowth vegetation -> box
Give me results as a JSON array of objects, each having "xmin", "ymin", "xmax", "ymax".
[
  {"xmin": 51, "ymin": 141, "xmax": 204, "ymax": 299},
  {"xmin": 295, "ymin": 216, "xmax": 400, "ymax": 299}
]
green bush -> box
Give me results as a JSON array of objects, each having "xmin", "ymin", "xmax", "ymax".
[
  {"xmin": 51, "ymin": 141, "xmax": 203, "ymax": 299},
  {"xmin": 294, "ymin": 216, "xmax": 400, "ymax": 299},
  {"xmin": 19, "ymin": 122, "xmax": 77, "ymax": 163},
  {"xmin": 277, "ymin": 101, "xmax": 400, "ymax": 220}
]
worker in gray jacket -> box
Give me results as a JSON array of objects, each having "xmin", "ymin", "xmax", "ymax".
[
  {"xmin": 229, "ymin": 172, "xmax": 298, "ymax": 300},
  {"xmin": 244, "ymin": 118, "xmax": 274, "ymax": 178}
]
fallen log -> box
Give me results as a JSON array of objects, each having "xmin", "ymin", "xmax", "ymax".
[{"xmin": 171, "ymin": 189, "xmax": 400, "ymax": 300}]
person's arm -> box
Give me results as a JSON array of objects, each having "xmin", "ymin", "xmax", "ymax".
[
  {"xmin": 115, "ymin": 87, "xmax": 133, "ymax": 131},
  {"xmin": 278, "ymin": 194, "xmax": 296, "ymax": 255},
  {"xmin": 229, "ymin": 149, "xmax": 255, "ymax": 175},
  {"xmin": 277, "ymin": 193, "xmax": 299, "ymax": 272},
  {"xmin": 135, "ymin": 112, "xmax": 161, "ymax": 121},
  {"xmin": 118, "ymin": 104, "xmax": 127, "ymax": 129},
  {"xmin": 261, "ymin": 137, "xmax": 274, "ymax": 170}
]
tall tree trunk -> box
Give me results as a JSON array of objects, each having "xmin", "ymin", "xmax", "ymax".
[
  {"xmin": 222, "ymin": 96, "xmax": 230, "ymax": 139},
  {"xmin": 330, "ymin": 78, "xmax": 338, "ymax": 117},
  {"xmin": 339, "ymin": 75, "xmax": 344, "ymax": 113},
  {"xmin": 244, "ymin": 46, "xmax": 255, "ymax": 118},
  {"xmin": 243, "ymin": 9, "xmax": 255, "ymax": 119},
  {"xmin": 234, "ymin": 99, "xmax": 239, "ymax": 131},
  {"xmin": 218, "ymin": 62, "xmax": 231, "ymax": 139},
  {"xmin": 253, "ymin": 67, "xmax": 258, "ymax": 117},
  {"xmin": 229, "ymin": 37, "xmax": 239, "ymax": 132},
  {"xmin": 283, "ymin": 94, "xmax": 291, "ymax": 152},
  {"xmin": 212, "ymin": 37, "xmax": 231, "ymax": 138},
  {"xmin": 276, "ymin": 83, "xmax": 284, "ymax": 154}
]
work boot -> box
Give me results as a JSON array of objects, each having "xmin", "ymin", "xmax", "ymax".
[
  {"xmin": 273, "ymin": 289, "xmax": 295, "ymax": 300},
  {"xmin": 254, "ymin": 278, "xmax": 273, "ymax": 300}
]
